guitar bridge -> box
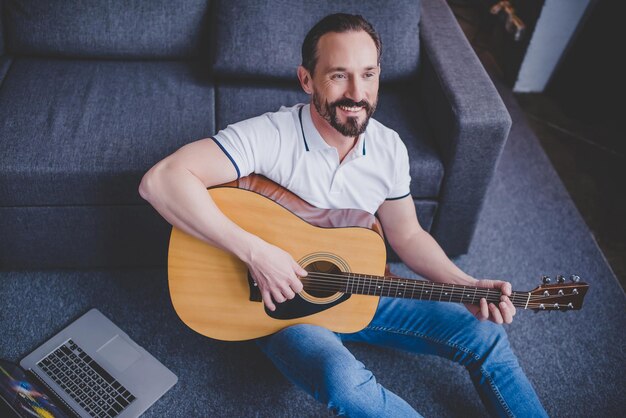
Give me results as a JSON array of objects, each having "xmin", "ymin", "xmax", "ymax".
[{"xmin": 247, "ymin": 272, "xmax": 263, "ymax": 302}]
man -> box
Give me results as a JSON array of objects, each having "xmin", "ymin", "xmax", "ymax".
[{"xmin": 139, "ymin": 13, "xmax": 547, "ymax": 417}]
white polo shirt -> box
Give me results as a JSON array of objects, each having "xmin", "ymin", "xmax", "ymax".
[{"xmin": 211, "ymin": 104, "xmax": 411, "ymax": 215}]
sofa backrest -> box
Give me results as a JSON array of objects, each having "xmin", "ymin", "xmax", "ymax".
[
  {"xmin": 212, "ymin": 0, "xmax": 421, "ymax": 83},
  {"xmin": 2, "ymin": 0, "xmax": 421, "ymax": 81},
  {"xmin": 3, "ymin": 0, "xmax": 212, "ymax": 59}
]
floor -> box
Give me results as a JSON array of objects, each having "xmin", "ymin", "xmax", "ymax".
[{"xmin": 448, "ymin": 1, "xmax": 626, "ymax": 291}]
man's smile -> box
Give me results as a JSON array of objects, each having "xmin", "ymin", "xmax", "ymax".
[{"xmin": 338, "ymin": 105, "xmax": 365, "ymax": 114}]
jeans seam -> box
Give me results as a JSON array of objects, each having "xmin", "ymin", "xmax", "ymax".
[{"xmin": 364, "ymin": 325, "xmax": 515, "ymax": 418}]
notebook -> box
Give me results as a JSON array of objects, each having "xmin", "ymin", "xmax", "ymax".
[{"xmin": 1, "ymin": 309, "xmax": 177, "ymax": 417}]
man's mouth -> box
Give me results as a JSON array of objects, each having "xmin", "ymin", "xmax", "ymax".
[{"xmin": 338, "ymin": 105, "xmax": 364, "ymax": 113}]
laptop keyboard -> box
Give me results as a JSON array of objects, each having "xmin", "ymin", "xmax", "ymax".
[{"xmin": 37, "ymin": 339, "xmax": 136, "ymax": 418}]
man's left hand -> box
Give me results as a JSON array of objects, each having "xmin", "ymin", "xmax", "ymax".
[{"xmin": 464, "ymin": 279, "xmax": 517, "ymax": 324}]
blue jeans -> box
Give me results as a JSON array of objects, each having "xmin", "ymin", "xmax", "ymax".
[{"xmin": 256, "ymin": 297, "xmax": 548, "ymax": 417}]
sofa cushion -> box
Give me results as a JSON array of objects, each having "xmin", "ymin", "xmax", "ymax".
[
  {"xmin": 216, "ymin": 82, "xmax": 443, "ymax": 198},
  {"xmin": 4, "ymin": 0, "xmax": 212, "ymax": 59},
  {"xmin": 213, "ymin": 0, "xmax": 420, "ymax": 83},
  {"xmin": 0, "ymin": 58, "xmax": 216, "ymax": 206}
]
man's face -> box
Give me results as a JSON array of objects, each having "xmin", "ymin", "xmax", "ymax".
[{"xmin": 308, "ymin": 31, "xmax": 380, "ymax": 137}]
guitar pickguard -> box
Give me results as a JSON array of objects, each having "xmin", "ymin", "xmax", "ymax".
[
  {"xmin": 265, "ymin": 292, "xmax": 351, "ymax": 320},
  {"xmin": 247, "ymin": 267, "xmax": 352, "ymax": 320}
]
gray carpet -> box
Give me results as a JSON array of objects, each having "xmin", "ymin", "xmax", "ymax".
[{"xmin": 1, "ymin": 82, "xmax": 624, "ymax": 417}]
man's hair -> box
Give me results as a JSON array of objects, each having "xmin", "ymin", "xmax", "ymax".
[{"xmin": 301, "ymin": 13, "xmax": 382, "ymax": 76}]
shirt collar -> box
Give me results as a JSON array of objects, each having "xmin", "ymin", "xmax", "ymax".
[{"xmin": 300, "ymin": 104, "xmax": 366, "ymax": 157}]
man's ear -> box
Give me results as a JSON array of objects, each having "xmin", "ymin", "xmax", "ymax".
[{"xmin": 297, "ymin": 66, "xmax": 313, "ymax": 95}]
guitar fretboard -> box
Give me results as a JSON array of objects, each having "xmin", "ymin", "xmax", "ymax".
[{"xmin": 302, "ymin": 272, "xmax": 526, "ymax": 307}]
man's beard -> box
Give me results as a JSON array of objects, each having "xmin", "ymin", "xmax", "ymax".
[{"xmin": 312, "ymin": 92, "xmax": 377, "ymax": 137}]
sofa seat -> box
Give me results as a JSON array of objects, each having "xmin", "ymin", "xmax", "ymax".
[{"xmin": 0, "ymin": 57, "xmax": 215, "ymax": 206}]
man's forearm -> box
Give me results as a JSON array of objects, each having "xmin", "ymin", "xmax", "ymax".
[
  {"xmin": 139, "ymin": 164, "xmax": 257, "ymax": 263},
  {"xmin": 392, "ymin": 229, "xmax": 477, "ymax": 286}
]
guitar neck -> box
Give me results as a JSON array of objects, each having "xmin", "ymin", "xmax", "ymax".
[{"xmin": 302, "ymin": 272, "xmax": 529, "ymax": 307}]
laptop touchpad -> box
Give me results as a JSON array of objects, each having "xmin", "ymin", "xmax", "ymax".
[{"xmin": 97, "ymin": 335, "xmax": 141, "ymax": 372}]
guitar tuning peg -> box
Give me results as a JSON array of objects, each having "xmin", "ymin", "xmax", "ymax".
[
  {"xmin": 570, "ymin": 275, "xmax": 581, "ymax": 283},
  {"xmin": 557, "ymin": 275, "xmax": 565, "ymax": 283},
  {"xmin": 541, "ymin": 275, "xmax": 551, "ymax": 284}
]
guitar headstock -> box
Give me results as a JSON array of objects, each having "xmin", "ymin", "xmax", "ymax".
[{"xmin": 526, "ymin": 275, "xmax": 589, "ymax": 311}]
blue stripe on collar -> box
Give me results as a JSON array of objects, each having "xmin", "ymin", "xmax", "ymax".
[{"xmin": 298, "ymin": 105, "xmax": 310, "ymax": 152}]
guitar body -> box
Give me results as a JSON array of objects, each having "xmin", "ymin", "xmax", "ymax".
[{"xmin": 168, "ymin": 175, "xmax": 387, "ymax": 341}]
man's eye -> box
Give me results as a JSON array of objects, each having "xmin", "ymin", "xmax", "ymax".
[
  {"xmin": 364, "ymin": 72, "xmax": 376, "ymax": 78},
  {"xmin": 332, "ymin": 74, "xmax": 346, "ymax": 80}
]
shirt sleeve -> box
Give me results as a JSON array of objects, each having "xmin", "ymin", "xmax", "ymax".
[
  {"xmin": 211, "ymin": 114, "xmax": 279, "ymax": 179},
  {"xmin": 386, "ymin": 136, "xmax": 412, "ymax": 200}
]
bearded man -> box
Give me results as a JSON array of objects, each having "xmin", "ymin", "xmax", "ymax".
[{"xmin": 139, "ymin": 13, "xmax": 547, "ymax": 417}]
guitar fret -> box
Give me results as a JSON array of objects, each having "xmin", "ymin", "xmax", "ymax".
[
  {"xmin": 458, "ymin": 286, "xmax": 465, "ymax": 303},
  {"xmin": 459, "ymin": 285, "xmax": 468, "ymax": 303}
]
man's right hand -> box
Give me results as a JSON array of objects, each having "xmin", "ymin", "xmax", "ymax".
[{"xmin": 244, "ymin": 238, "xmax": 308, "ymax": 311}]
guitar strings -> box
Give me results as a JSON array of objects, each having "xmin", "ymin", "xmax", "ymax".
[
  {"xmin": 299, "ymin": 274, "xmax": 572, "ymax": 304},
  {"xmin": 303, "ymin": 270, "xmax": 576, "ymax": 298},
  {"xmin": 298, "ymin": 281, "xmax": 574, "ymax": 308},
  {"xmin": 299, "ymin": 283, "xmax": 564, "ymax": 305},
  {"xmin": 301, "ymin": 271, "xmax": 572, "ymax": 300},
  {"xmin": 300, "ymin": 273, "xmax": 558, "ymax": 300}
]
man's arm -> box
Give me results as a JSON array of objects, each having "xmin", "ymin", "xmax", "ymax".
[
  {"xmin": 139, "ymin": 138, "xmax": 306, "ymax": 311},
  {"xmin": 376, "ymin": 196, "xmax": 515, "ymax": 324}
]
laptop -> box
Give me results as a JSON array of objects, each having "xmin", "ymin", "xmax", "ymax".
[{"xmin": 0, "ymin": 308, "xmax": 177, "ymax": 417}]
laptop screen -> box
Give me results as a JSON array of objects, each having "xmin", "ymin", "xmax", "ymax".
[{"xmin": 0, "ymin": 359, "xmax": 71, "ymax": 418}]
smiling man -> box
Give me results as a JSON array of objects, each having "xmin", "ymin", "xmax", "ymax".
[{"xmin": 139, "ymin": 14, "xmax": 547, "ymax": 417}]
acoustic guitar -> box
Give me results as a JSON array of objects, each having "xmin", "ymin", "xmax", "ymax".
[{"xmin": 168, "ymin": 175, "xmax": 589, "ymax": 341}]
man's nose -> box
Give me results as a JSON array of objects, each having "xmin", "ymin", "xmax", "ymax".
[{"xmin": 346, "ymin": 77, "xmax": 365, "ymax": 103}]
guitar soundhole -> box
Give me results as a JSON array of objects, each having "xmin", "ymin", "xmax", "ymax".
[{"xmin": 304, "ymin": 260, "xmax": 342, "ymax": 298}]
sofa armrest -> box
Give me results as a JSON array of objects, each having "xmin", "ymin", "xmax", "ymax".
[{"xmin": 418, "ymin": 0, "xmax": 512, "ymax": 255}]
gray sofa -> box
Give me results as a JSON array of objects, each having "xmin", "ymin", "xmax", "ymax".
[{"xmin": 0, "ymin": 0, "xmax": 511, "ymax": 269}]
